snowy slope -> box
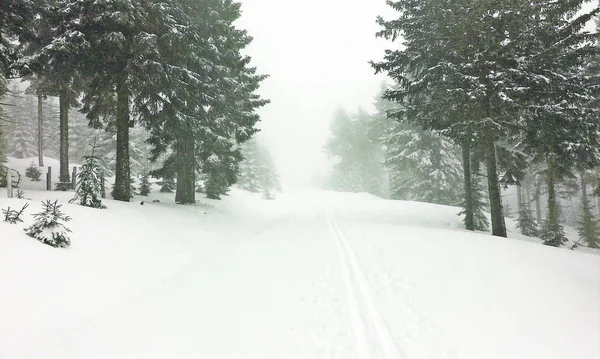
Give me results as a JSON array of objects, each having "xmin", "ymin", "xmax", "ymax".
[{"xmin": 1, "ymin": 189, "xmax": 598, "ymax": 359}]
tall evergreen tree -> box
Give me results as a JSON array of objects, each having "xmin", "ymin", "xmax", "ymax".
[
  {"xmin": 372, "ymin": 0, "xmax": 527, "ymax": 237},
  {"xmin": 139, "ymin": 0, "xmax": 268, "ymax": 204},
  {"xmin": 519, "ymin": 2, "xmax": 600, "ymax": 246}
]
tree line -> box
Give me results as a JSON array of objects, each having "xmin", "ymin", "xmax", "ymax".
[
  {"xmin": 1, "ymin": 0, "xmax": 268, "ymax": 203},
  {"xmin": 326, "ymin": 1, "xmax": 600, "ymax": 248}
]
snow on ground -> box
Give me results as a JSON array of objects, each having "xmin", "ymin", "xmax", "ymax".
[{"xmin": 1, "ymin": 185, "xmax": 599, "ymax": 359}]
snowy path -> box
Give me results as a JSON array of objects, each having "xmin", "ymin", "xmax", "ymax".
[
  {"xmin": 328, "ymin": 214, "xmax": 403, "ymax": 359},
  {"xmin": 2, "ymin": 190, "xmax": 599, "ymax": 359}
]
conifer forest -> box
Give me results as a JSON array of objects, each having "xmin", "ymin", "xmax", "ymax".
[{"xmin": 1, "ymin": 0, "xmax": 599, "ymax": 250}]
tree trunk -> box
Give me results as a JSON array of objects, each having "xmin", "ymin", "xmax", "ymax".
[
  {"xmin": 581, "ymin": 172, "xmax": 589, "ymax": 215},
  {"xmin": 113, "ymin": 77, "xmax": 131, "ymax": 202},
  {"xmin": 545, "ymin": 160, "xmax": 560, "ymax": 245},
  {"xmin": 516, "ymin": 183, "xmax": 523, "ymax": 216},
  {"xmin": 534, "ymin": 176, "xmax": 542, "ymax": 224},
  {"xmin": 596, "ymin": 168, "xmax": 600, "ymax": 233},
  {"xmin": 462, "ymin": 142, "xmax": 475, "ymax": 231},
  {"xmin": 175, "ymin": 132, "xmax": 196, "ymax": 204},
  {"xmin": 59, "ymin": 93, "xmax": 69, "ymax": 184},
  {"xmin": 485, "ymin": 139, "xmax": 507, "ymax": 237},
  {"xmin": 37, "ymin": 93, "xmax": 43, "ymax": 167}
]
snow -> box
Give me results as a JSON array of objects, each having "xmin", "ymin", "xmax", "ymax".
[{"xmin": 1, "ymin": 186, "xmax": 599, "ymax": 359}]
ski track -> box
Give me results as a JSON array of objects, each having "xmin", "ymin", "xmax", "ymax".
[{"xmin": 327, "ymin": 214, "xmax": 405, "ymax": 359}]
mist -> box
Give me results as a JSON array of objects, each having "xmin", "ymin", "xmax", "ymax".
[{"xmin": 237, "ymin": 0, "xmax": 393, "ymax": 190}]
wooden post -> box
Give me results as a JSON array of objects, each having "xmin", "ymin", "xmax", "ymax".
[
  {"xmin": 46, "ymin": 166, "xmax": 52, "ymax": 191},
  {"xmin": 101, "ymin": 172, "xmax": 106, "ymax": 199},
  {"xmin": 71, "ymin": 167, "xmax": 77, "ymax": 189},
  {"xmin": 7, "ymin": 170, "xmax": 12, "ymax": 198}
]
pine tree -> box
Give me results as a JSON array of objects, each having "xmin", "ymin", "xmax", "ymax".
[
  {"xmin": 70, "ymin": 142, "xmax": 106, "ymax": 209},
  {"xmin": 237, "ymin": 137, "xmax": 281, "ymax": 194},
  {"xmin": 3, "ymin": 83, "xmax": 37, "ymax": 159},
  {"xmin": 25, "ymin": 200, "xmax": 72, "ymax": 248},
  {"xmin": 139, "ymin": 173, "xmax": 151, "ymax": 196},
  {"xmin": 325, "ymin": 108, "xmax": 385, "ymax": 195},
  {"xmin": 372, "ymin": 0, "xmax": 528, "ymax": 237},
  {"xmin": 517, "ymin": 203, "xmax": 539, "ymax": 238}
]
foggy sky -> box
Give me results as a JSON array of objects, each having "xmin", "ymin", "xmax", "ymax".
[{"xmin": 237, "ymin": 0, "xmax": 392, "ymax": 190}]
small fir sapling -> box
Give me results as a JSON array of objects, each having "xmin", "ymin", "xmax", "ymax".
[
  {"xmin": 24, "ymin": 200, "xmax": 72, "ymax": 248},
  {"xmin": 2, "ymin": 203, "xmax": 29, "ymax": 224}
]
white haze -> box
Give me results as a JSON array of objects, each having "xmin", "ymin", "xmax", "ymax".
[
  {"xmin": 237, "ymin": 0, "xmax": 393, "ymax": 190},
  {"xmin": 238, "ymin": 0, "xmax": 598, "ymax": 191}
]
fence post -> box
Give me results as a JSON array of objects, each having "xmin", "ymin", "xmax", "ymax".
[
  {"xmin": 71, "ymin": 167, "xmax": 77, "ymax": 189},
  {"xmin": 7, "ymin": 170, "xmax": 12, "ymax": 198},
  {"xmin": 46, "ymin": 166, "xmax": 52, "ymax": 191},
  {"xmin": 101, "ymin": 172, "xmax": 106, "ymax": 199}
]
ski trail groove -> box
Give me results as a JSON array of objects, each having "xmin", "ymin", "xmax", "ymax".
[{"xmin": 328, "ymin": 214, "xmax": 404, "ymax": 359}]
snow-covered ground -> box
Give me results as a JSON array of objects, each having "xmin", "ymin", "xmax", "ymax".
[{"xmin": 1, "ymin": 183, "xmax": 599, "ymax": 358}]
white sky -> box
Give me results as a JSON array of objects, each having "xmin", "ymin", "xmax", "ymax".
[
  {"xmin": 238, "ymin": 0, "xmax": 598, "ymax": 190},
  {"xmin": 237, "ymin": 0, "xmax": 393, "ymax": 190}
]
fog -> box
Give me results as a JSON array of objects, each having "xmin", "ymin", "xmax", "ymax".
[{"xmin": 237, "ymin": 0, "xmax": 393, "ymax": 190}]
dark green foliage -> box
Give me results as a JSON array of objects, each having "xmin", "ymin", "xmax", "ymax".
[
  {"xmin": 578, "ymin": 207, "xmax": 599, "ymax": 249},
  {"xmin": 517, "ymin": 204, "xmax": 539, "ymax": 237},
  {"xmin": 159, "ymin": 177, "xmax": 176, "ymax": 193},
  {"xmin": 54, "ymin": 182, "xmax": 71, "ymax": 191},
  {"xmin": 139, "ymin": 174, "xmax": 151, "ymax": 196},
  {"xmin": 70, "ymin": 153, "xmax": 106, "ymax": 209},
  {"xmin": 471, "ymin": 165, "xmax": 490, "ymax": 232},
  {"xmin": 25, "ymin": 162, "xmax": 41, "ymax": 181},
  {"xmin": 577, "ymin": 173, "xmax": 599, "ymax": 248},
  {"xmin": 24, "ymin": 200, "xmax": 72, "ymax": 248},
  {"xmin": 15, "ymin": 189, "xmax": 25, "ymax": 199},
  {"xmin": 2, "ymin": 203, "xmax": 28, "ymax": 224}
]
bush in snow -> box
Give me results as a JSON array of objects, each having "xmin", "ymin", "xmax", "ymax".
[
  {"xmin": 70, "ymin": 154, "xmax": 106, "ymax": 209},
  {"xmin": 25, "ymin": 200, "xmax": 72, "ymax": 248},
  {"xmin": 25, "ymin": 162, "xmax": 41, "ymax": 181},
  {"xmin": 15, "ymin": 189, "xmax": 25, "ymax": 199},
  {"xmin": 2, "ymin": 203, "xmax": 29, "ymax": 224}
]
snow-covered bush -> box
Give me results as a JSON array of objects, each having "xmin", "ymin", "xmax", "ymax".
[
  {"xmin": 2, "ymin": 203, "xmax": 29, "ymax": 224},
  {"xmin": 25, "ymin": 162, "xmax": 41, "ymax": 181},
  {"xmin": 24, "ymin": 200, "xmax": 72, "ymax": 248}
]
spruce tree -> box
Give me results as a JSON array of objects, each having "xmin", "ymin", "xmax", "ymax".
[
  {"xmin": 325, "ymin": 108, "xmax": 385, "ymax": 195},
  {"xmin": 70, "ymin": 142, "xmax": 106, "ymax": 209},
  {"xmin": 139, "ymin": 173, "xmax": 151, "ymax": 196},
  {"xmin": 372, "ymin": 0, "xmax": 527, "ymax": 237},
  {"xmin": 25, "ymin": 200, "xmax": 72, "ymax": 248}
]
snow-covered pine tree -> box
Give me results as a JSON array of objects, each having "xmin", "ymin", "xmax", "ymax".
[
  {"xmin": 139, "ymin": 173, "xmax": 151, "ymax": 196},
  {"xmin": 24, "ymin": 200, "xmax": 72, "ymax": 248},
  {"xmin": 237, "ymin": 138, "xmax": 262, "ymax": 192},
  {"xmin": 516, "ymin": 179, "xmax": 539, "ymax": 237},
  {"xmin": 519, "ymin": 2, "xmax": 600, "ymax": 247},
  {"xmin": 384, "ymin": 121, "xmax": 463, "ymax": 206},
  {"xmin": 70, "ymin": 142, "xmax": 106, "ymax": 209},
  {"xmin": 325, "ymin": 108, "xmax": 385, "ymax": 196},
  {"xmin": 237, "ymin": 137, "xmax": 281, "ymax": 194},
  {"xmin": 3, "ymin": 83, "xmax": 37, "ymax": 159}
]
